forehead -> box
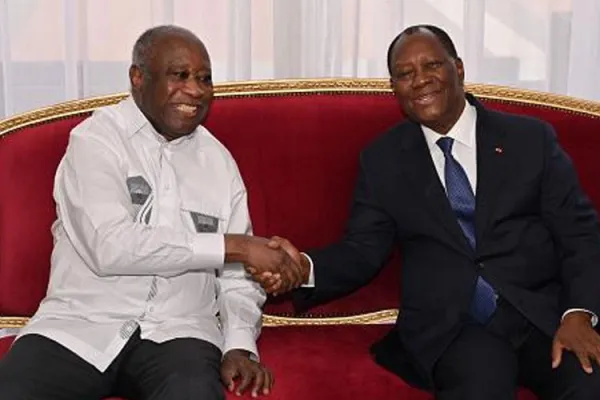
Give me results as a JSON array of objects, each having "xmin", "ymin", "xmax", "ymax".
[
  {"xmin": 392, "ymin": 31, "xmax": 449, "ymax": 64},
  {"xmin": 149, "ymin": 35, "xmax": 211, "ymax": 69}
]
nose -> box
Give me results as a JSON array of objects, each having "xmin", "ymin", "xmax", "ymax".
[
  {"xmin": 412, "ymin": 66, "xmax": 433, "ymax": 89},
  {"xmin": 183, "ymin": 78, "xmax": 207, "ymax": 98}
]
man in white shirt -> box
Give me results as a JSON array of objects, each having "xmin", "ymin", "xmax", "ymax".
[
  {"xmin": 257, "ymin": 25, "xmax": 600, "ymax": 399},
  {"xmin": 0, "ymin": 25, "xmax": 301, "ymax": 400}
]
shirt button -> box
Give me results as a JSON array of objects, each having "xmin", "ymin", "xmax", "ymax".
[
  {"xmin": 149, "ymin": 306, "xmax": 155, "ymax": 312},
  {"xmin": 478, "ymin": 262, "xmax": 485, "ymax": 269}
]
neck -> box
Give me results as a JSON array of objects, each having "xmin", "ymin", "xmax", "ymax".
[
  {"xmin": 131, "ymin": 92, "xmax": 178, "ymax": 141},
  {"xmin": 425, "ymin": 96, "xmax": 467, "ymax": 135}
]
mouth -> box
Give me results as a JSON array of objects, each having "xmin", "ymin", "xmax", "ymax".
[
  {"xmin": 413, "ymin": 91, "xmax": 441, "ymax": 106},
  {"xmin": 173, "ymin": 104, "xmax": 202, "ymax": 118}
]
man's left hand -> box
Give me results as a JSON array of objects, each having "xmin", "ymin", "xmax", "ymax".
[
  {"xmin": 221, "ymin": 349, "xmax": 273, "ymax": 397},
  {"xmin": 552, "ymin": 311, "xmax": 600, "ymax": 374}
]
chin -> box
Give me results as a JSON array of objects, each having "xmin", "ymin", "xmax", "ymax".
[
  {"xmin": 173, "ymin": 127, "xmax": 197, "ymax": 137},
  {"xmin": 170, "ymin": 119, "xmax": 203, "ymax": 135},
  {"xmin": 412, "ymin": 108, "xmax": 443, "ymax": 125}
]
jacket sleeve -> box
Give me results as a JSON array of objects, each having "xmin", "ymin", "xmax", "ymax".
[{"xmin": 539, "ymin": 123, "xmax": 600, "ymax": 316}]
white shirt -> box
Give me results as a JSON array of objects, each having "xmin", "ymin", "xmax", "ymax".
[
  {"xmin": 306, "ymin": 102, "xmax": 596, "ymax": 325},
  {"xmin": 17, "ymin": 97, "xmax": 266, "ymax": 372},
  {"xmin": 421, "ymin": 102, "xmax": 478, "ymax": 193}
]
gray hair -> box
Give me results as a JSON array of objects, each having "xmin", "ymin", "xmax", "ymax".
[{"xmin": 131, "ymin": 25, "xmax": 199, "ymax": 71}]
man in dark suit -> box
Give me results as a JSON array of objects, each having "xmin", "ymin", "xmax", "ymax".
[{"xmin": 251, "ymin": 25, "xmax": 600, "ymax": 399}]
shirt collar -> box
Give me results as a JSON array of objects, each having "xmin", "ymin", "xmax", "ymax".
[
  {"xmin": 120, "ymin": 96, "xmax": 150, "ymax": 138},
  {"xmin": 421, "ymin": 101, "xmax": 477, "ymax": 153},
  {"xmin": 120, "ymin": 96, "xmax": 197, "ymax": 145}
]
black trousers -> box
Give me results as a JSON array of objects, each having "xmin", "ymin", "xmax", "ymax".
[
  {"xmin": 0, "ymin": 330, "xmax": 224, "ymax": 400},
  {"xmin": 432, "ymin": 299, "xmax": 600, "ymax": 400}
]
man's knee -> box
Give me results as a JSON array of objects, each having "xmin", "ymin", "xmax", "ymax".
[
  {"xmin": 434, "ymin": 372, "xmax": 516, "ymax": 400},
  {"xmin": 158, "ymin": 369, "xmax": 224, "ymax": 400},
  {"xmin": 434, "ymin": 354, "xmax": 517, "ymax": 400},
  {"xmin": 566, "ymin": 371, "xmax": 600, "ymax": 400},
  {"xmin": 436, "ymin": 384, "xmax": 516, "ymax": 400},
  {"xmin": 433, "ymin": 326, "xmax": 518, "ymax": 399},
  {"xmin": 157, "ymin": 339, "xmax": 223, "ymax": 399},
  {"xmin": 0, "ymin": 335, "xmax": 107, "ymax": 400},
  {"xmin": 0, "ymin": 369, "xmax": 19, "ymax": 398},
  {"xmin": 540, "ymin": 353, "xmax": 600, "ymax": 400},
  {"xmin": 0, "ymin": 384, "xmax": 27, "ymax": 400},
  {"xmin": 0, "ymin": 364, "xmax": 41, "ymax": 400},
  {"xmin": 0, "ymin": 343, "xmax": 36, "ymax": 399}
]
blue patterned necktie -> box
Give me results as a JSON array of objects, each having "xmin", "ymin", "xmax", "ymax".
[{"xmin": 436, "ymin": 137, "xmax": 497, "ymax": 324}]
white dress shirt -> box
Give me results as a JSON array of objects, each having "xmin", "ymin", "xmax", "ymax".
[
  {"xmin": 420, "ymin": 102, "xmax": 478, "ymax": 193},
  {"xmin": 17, "ymin": 97, "xmax": 266, "ymax": 372},
  {"xmin": 305, "ymin": 102, "xmax": 596, "ymax": 325}
]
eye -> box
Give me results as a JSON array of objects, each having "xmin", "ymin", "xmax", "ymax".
[
  {"xmin": 198, "ymin": 74, "xmax": 213, "ymax": 84},
  {"xmin": 426, "ymin": 61, "xmax": 443, "ymax": 69},
  {"xmin": 172, "ymin": 70, "xmax": 190, "ymax": 80},
  {"xmin": 394, "ymin": 70, "xmax": 413, "ymax": 80}
]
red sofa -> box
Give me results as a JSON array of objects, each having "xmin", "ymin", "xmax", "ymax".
[{"xmin": 2, "ymin": 78, "xmax": 600, "ymax": 399}]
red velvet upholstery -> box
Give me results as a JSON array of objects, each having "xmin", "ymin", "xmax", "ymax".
[
  {"xmin": 1, "ymin": 81, "xmax": 599, "ymax": 399},
  {"xmin": 0, "ymin": 330, "xmax": 538, "ymax": 400},
  {"xmin": 0, "ymin": 117, "xmax": 85, "ymax": 315},
  {"xmin": 205, "ymin": 94, "xmax": 405, "ymax": 315}
]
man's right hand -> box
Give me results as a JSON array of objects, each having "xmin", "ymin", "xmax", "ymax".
[
  {"xmin": 258, "ymin": 236, "xmax": 310, "ymax": 295},
  {"xmin": 225, "ymin": 235, "xmax": 306, "ymax": 294}
]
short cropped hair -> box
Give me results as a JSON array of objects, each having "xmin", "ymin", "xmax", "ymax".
[
  {"xmin": 131, "ymin": 25, "xmax": 197, "ymax": 71},
  {"xmin": 386, "ymin": 25, "xmax": 459, "ymax": 75}
]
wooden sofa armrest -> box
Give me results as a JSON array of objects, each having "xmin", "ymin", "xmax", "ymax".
[
  {"xmin": 0, "ymin": 310, "xmax": 399, "ymax": 330},
  {"xmin": 0, "ymin": 317, "xmax": 28, "ymax": 329}
]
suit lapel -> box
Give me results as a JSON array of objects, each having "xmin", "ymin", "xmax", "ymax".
[
  {"xmin": 472, "ymin": 96, "xmax": 509, "ymax": 250},
  {"xmin": 396, "ymin": 122, "xmax": 472, "ymax": 257}
]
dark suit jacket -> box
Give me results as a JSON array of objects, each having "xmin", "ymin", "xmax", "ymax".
[{"xmin": 294, "ymin": 94, "xmax": 600, "ymax": 389}]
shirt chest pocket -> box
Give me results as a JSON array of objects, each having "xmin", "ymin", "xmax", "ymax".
[{"xmin": 181, "ymin": 201, "xmax": 227, "ymax": 234}]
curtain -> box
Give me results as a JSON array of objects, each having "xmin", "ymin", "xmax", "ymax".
[{"xmin": 0, "ymin": 0, "xmax": 597, "ymax": 118}]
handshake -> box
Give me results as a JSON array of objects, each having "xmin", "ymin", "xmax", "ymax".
[{"xmin": 238, "ymin": 235, "xmax": 309, "ymax": 295}]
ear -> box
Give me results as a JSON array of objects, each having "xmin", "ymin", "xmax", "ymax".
[
  {"xmin": 389, "ymin": 78, "xmax": 397, "ymax": 95},
  {"xmin": 129, "ymin": 65, "xmax": 144, "ymax": 91},
  {"xmin": 455, "ymin": 57, "xmax": 465, "ymax": 85}
]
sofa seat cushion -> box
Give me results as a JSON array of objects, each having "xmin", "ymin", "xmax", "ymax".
[
  {"xmin": 256, "ymin": 325, "xmax": 538, "ymax": 400},
  {"xmin": 1, "ymin": 327, "xmax": 538, "ymax": 399},
  {"xmin": 257, "ymin": 324, "xmax": 424, "ymax": 399}
]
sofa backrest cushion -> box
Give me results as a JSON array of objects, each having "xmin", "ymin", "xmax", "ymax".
[{"xmin": 1, "ymin": 82, "xmax": 600, "ymax": 317}]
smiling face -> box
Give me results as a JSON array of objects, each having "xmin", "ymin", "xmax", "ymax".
[
  {"xmin": 389, "ymin": 29, "xmax": 466, "ymax": 134},
  {"xmin": 130, "ymin": 33, "xmax": 213, "ymax": 141}
]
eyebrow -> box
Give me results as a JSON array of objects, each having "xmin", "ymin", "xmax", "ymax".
[
  {"xmin": 166, "ymin": 63, "xmax": 211, "ymax": 72},
  {"xmin": 395, "ymin": 55, "xmax": 444, "ymax": 65}
]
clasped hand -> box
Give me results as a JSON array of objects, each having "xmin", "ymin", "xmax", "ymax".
[{"xmin": 243, "ymin": 236, "xmax": 307, "ymax": 295}]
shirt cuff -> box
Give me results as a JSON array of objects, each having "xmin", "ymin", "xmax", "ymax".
[
  {"xmin": 222, "ymin": 328, "xmax": 259, "ymax": 361},
  {"xmin": 190, "ymin": 233, "xmax": 225, "ymax": 270},
  {"xmin": 562, "ymin": 308, "xmax": 598, "ymax": 327},
  {"xmin": 301, "ymin": 252, "xmax": 315, "ymax": 287}
]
